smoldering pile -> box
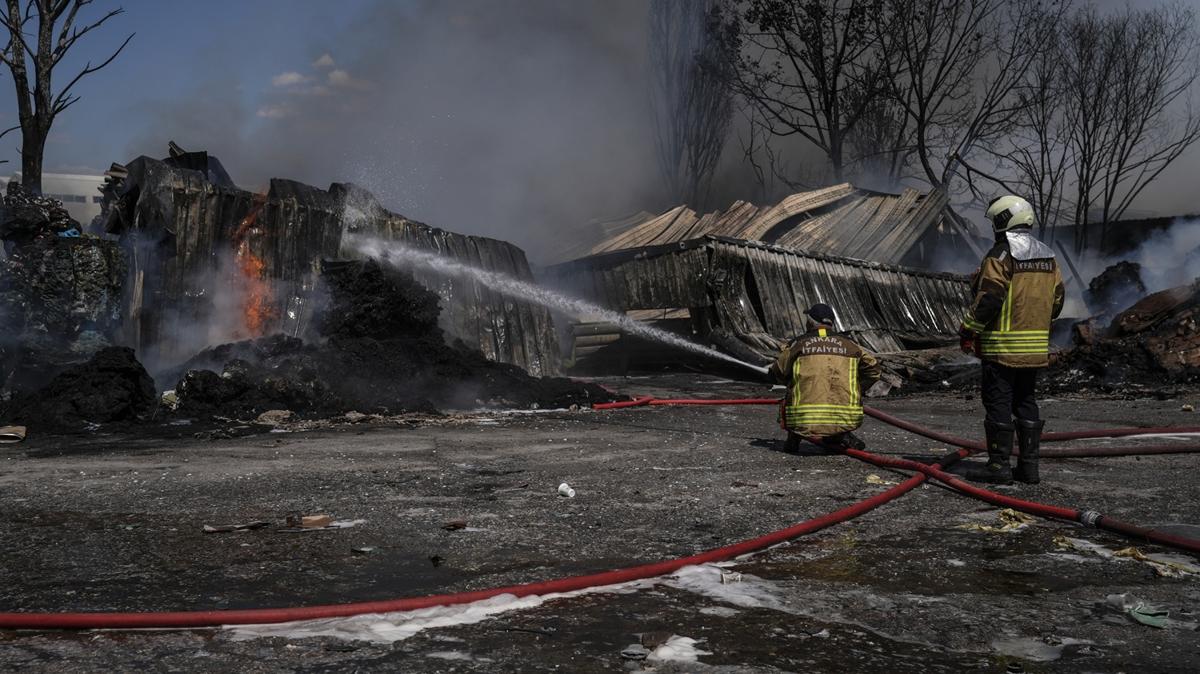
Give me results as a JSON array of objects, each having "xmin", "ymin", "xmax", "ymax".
[
  {"xmin": 1, "ymin": 259, "xmax": 620, "ymax": 432},
  {"xmin": 163, "ymin": 259, "xmax": 620, "ymax": 421},
  {"xmin": 1052, "ymin": 277, "xmax": 1200, "ymax": 394}
]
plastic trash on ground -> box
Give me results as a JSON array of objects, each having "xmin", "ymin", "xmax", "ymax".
[
  {"xmin": 0, "ymin": 425, "xmax": 26, "ymax": 443},
  {"xmin": 957, "ymin": 508, "xmax": 1036, "ymax": 533}
]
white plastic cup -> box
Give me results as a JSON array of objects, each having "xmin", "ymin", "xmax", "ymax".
[{"xmin": 558, "ymin": 482, "xmax": 576, "ymax": 498}]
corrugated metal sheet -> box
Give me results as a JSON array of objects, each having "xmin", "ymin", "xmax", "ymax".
[
  {"xmin": 543, "ymin": 236, "xmax": 972, "ymax": 356},
  {"xmin": 108, "ymin": 156, "xmax": 560, "ymax": 375},
  {"xmin": 552, "ymin": 183, "xmax": 967, "ymax": 267}
]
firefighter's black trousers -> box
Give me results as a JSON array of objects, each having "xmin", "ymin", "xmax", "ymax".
[{"xmin": 981, "ymin": 361, "xmax": 1040, "ymax": 425}]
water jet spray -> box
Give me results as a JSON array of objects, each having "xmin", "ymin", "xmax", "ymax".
[{"xmin": 345, "ymin": 235, "xmax": 770, "ymax": 376}]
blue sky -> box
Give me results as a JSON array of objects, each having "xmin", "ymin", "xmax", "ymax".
[{"xmin": 3, "ymin": 1, "xmax": 365, "ymax": 174}]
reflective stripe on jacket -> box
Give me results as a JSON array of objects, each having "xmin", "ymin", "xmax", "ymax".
[
  {"xmin": 962, "ymin": 234, "xmax": 1065, "ymax": 368},
  {"xmin": 768, "ymin": 327, "xmax": 882, "ymax": 438}
]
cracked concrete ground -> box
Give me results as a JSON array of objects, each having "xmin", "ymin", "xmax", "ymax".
[{"xmin": 2, "ymin": 374, "xmax": 1199, "ymax": 672}]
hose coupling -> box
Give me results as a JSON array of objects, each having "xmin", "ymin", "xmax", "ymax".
[{"xmin": 1079, "ymin": 510, "xmax": 1103, "ymax": 527}]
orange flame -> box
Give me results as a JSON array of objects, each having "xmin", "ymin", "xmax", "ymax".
[{"xmin": 231, "ymin": 195, "xmax": 277, "ymax": 338}]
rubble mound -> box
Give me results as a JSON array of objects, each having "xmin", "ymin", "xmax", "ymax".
[
  {"xmin": 0, "ymin": 183, "xmax": 125, "ymax": 391},
  {"xmin": 1053, "ymin": 280, "xmax": 1200, "ymax": 394},
  {"xmin": 1, "ymin": 347, "xmax": 157, "ymax": 430},
  {"xmin": 0, "ymin": 182, "xmax": 79, "ymax": 244},
  {"xmin": 1085, "ymin": 261, "xmax": 1146, "ymax": 318},
  {"xmin": 317, "ymin": 259, "xmax": 441, "ymax": 339},
  {"xmin": 172, "ymin": 339, "xmax": 345, "ymax": 420},
  {"xmin": 172, "ymin": 260, "xmax": 620, "ymax": 419}
]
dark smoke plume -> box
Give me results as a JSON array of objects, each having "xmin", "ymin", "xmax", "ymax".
[{"xmin": 126, "ymin": 1, "xmax": 662, "ymax": 262}]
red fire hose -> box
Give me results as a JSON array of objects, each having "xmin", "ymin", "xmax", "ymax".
[
  {"xmin": 0, "ymin": 469, "xmax": 936, "ymax": 630},
  {"xmin": 2, "ymin": 396, "xmax": 1197, "ymax": 631},
  {"xmin": 843, "ymin": 447, "xmax": 1200, "ymax": 554},
  {"xmin": 596, "ymin": 398, "xmax": 1200, "ymax": 458},
  {"xmin": 604, "ymin": 396, "xmax": 1200, "ymax": 553}
]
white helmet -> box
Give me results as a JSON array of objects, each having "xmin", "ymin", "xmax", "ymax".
[{"xmin": 986, "ymin": 195, "xmax": 1036, "ymax": 233}]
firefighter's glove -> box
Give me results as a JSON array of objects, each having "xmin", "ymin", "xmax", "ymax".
[{"xmin": 958, "ymin": 327, "xmax": 979, "ymax": 356}]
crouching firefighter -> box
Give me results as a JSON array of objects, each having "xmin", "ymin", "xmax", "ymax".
[
  {"xmin": 960, "ymin": 195, "xmax": 1065, "ymax": 484},
  {"xmin": 769, "ymin": 303, "xmax": 882, "ymax": 453}
]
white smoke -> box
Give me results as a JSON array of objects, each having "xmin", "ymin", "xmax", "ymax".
[{"xmin": 1081, "ymin": 218, "xmax": 1200, "ymax": 295}]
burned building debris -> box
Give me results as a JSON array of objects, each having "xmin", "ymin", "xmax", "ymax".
[
  {"xmin": 0, "ymin": 184, "xmax": 126, "ymax": 392},
  {"xmin": 544, "ymin": 236, "xmax": 973, "ymax": 371},
  {"xmin": 166, "ymin": 260, "xmax": 617, "ymax": 420},
  {"xmin": 540, "ymin": 183, "xmax": 981, "ymax": 378},
  {"xmin": 100, "ymin": 145, "xmax": 560, "ymax": 377},
  {"xmin": 1059, "ymin": 279, "xmax": 1200, "ymax": 392},
  {"xmin": 1085, "ymin": 260, "xmax": 1147, "ymax": 318},
  {"xmin": 549, "ymin": 183, "xmax": 984, "ymax": 269}
]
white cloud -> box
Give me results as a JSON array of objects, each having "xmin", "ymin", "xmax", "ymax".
[
  {"xmin": 313, "ymin": 53, "xmax": 336, "ymax": 68},
  {"xmin": 271, "ymin": 71, "xmax": 310, "ymax": 88},
  {"xmin": 256, "ymin": 104, "xmax": 292, "ymax": 119},
  {"xmin": 328, "ymin": 68, "xmax": 372, "ymax": 90}
]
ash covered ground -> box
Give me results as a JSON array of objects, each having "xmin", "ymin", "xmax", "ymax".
[{"xmin": 2, "ymin": 375, "xmax": 1199, "ymax": 672}]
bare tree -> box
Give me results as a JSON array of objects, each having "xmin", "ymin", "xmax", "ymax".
[
  {"xmin": 842, "ymin": 76, "xmax": 913, "ymax": 188},
  {"xmin": 0, "ymin": 1, "xmax": 133, "ymax": 193},
  {"xmin": 649, "ymin": 0, "xmax": 735, "ymax": 209},
  {"xmin": 1084, "ymin": 5, "xmax": 1200, "ymax": 251},
  {"xmin": 982, "ymin": 35, "xmax": 1074, "ymax": 240},
  {"xmin": 718, "ymin": 0, "xmax": 890, "ymax": 186},
  {"xmin": 879, "ymin": 0, "xmax": 1068, "ymax": 192}
]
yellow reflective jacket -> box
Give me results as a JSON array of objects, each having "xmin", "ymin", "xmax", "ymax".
[
  {"xmin": 768, "ymin": 326, "xmax": 882, "ymax": 437},
  {"xmin": 961, "ymin": 230, "xmax": 1065, "ymax": 368}
]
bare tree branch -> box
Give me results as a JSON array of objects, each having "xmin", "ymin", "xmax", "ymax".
[
  {"xmin": 0, "ymin": 0, "xmax": 131, "ymax": 191},
  {"xmin": 649, "ymin": 0, "xmax": 735, "ymax": 209}
]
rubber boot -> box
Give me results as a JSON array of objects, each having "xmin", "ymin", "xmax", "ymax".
[
  {"xmin": 783, "ymin": 432, "xmax": 801, "ymax": 454},
  {"xmin": 1013, "ymin": 418, "xmax": 1044, "ymax": 484},
  {"xmin": 965, "ymin": 421, "xmax": 1014, "ymax": 485},
  {"xmin": 838, "ymin": 431, "xmax": 867, "ymax": 451}
]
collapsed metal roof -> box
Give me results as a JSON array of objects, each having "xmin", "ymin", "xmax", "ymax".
[
  {"xmin": 544, "ymin": 236, "xmax": 972, "ymax": 356},
  {"xmin": 553, "ymin": 183, "xmax": 976, "ymax": 268}
]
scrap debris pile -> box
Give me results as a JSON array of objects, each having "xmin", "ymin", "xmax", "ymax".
[
  {"xmin": 1057, "ymin": 275, "xmax": 1200, "ymax": 393},
  {"xmin": 2, "ymin": 347, "xmax": 156, "ymax": 430},
  {"xmin": 1085, "ymin": 261, "xmax": 1148, "ymax": 321},
  {"xmin": 862, "ymin": 261, "xmax": 1200, "ymax": 398},
  {"xmin": 0, "ymin": 184, "xmax": 125, "ymax": 393},
  {"xmin": 1, "ymin": 259, "xmax": 618, "ymax": 431},
  {"xmin": 168, "ymin": 259, "xmax": 619, "ymax": 420}
]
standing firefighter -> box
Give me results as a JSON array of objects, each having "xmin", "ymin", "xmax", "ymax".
[
  {"xmin": 770, "ymin": 303, "xmax": 882, "ymax": 453},
  {"xmin": 960, "ymin": 195, "xmax": 1065, "ymax": 485}
]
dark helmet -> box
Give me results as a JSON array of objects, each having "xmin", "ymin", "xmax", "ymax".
[{"xmin": 805, "ymin": 303, "xmax": 836, "ymax": 326}]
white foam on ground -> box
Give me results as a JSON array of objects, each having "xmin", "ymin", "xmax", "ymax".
[
  {"xmin": 991, "ymin": 637, "xmax": 1064, "ymax": 662},
  {"xmin": 424, "ymin": 647, "xmax": 475, "ymax": 657},
  {"xmin": 229, "ymin": 575, "xmax": 653, "ymax": 643},
  {"xmin": 1090, "ymin": 432, "xmax": 1200, "ymax": 442},
  {"xmin": 1058, "ymin": 537, "xmax": 1200, "ymax": 575},
  {"xmin": 229, "ymin": 563, "xmax": 781, "ymax": 645},
  {"xmin": 698, "ymin": 606, "xmax": 741, "ymax": 617},
  {"xmin": 662, "ymin": 565, "xmax": 793, "ymax": 613},
  {"xmin": 647, "ymin": 635, "xmax": 711, "ymax": 663}
]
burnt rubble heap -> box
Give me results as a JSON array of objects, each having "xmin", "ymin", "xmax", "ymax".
[
  {"xmin": 2, "ymin": 347, "xmax": 156, "ymax": 429},
  {"xmin": 1085, "ymin": 260, "xmax": 1147, "ymax": 318},
  {"xmin": 1054, "ymin": 279, "xmax": 1200, "ymax": 393},
  {"xmin": 168, "ymin": 259, "xmax": 621, "ymax": 420},
  {"xmin": 0, "ymin": 183, "xmax": 125, "ymax": 392}
]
